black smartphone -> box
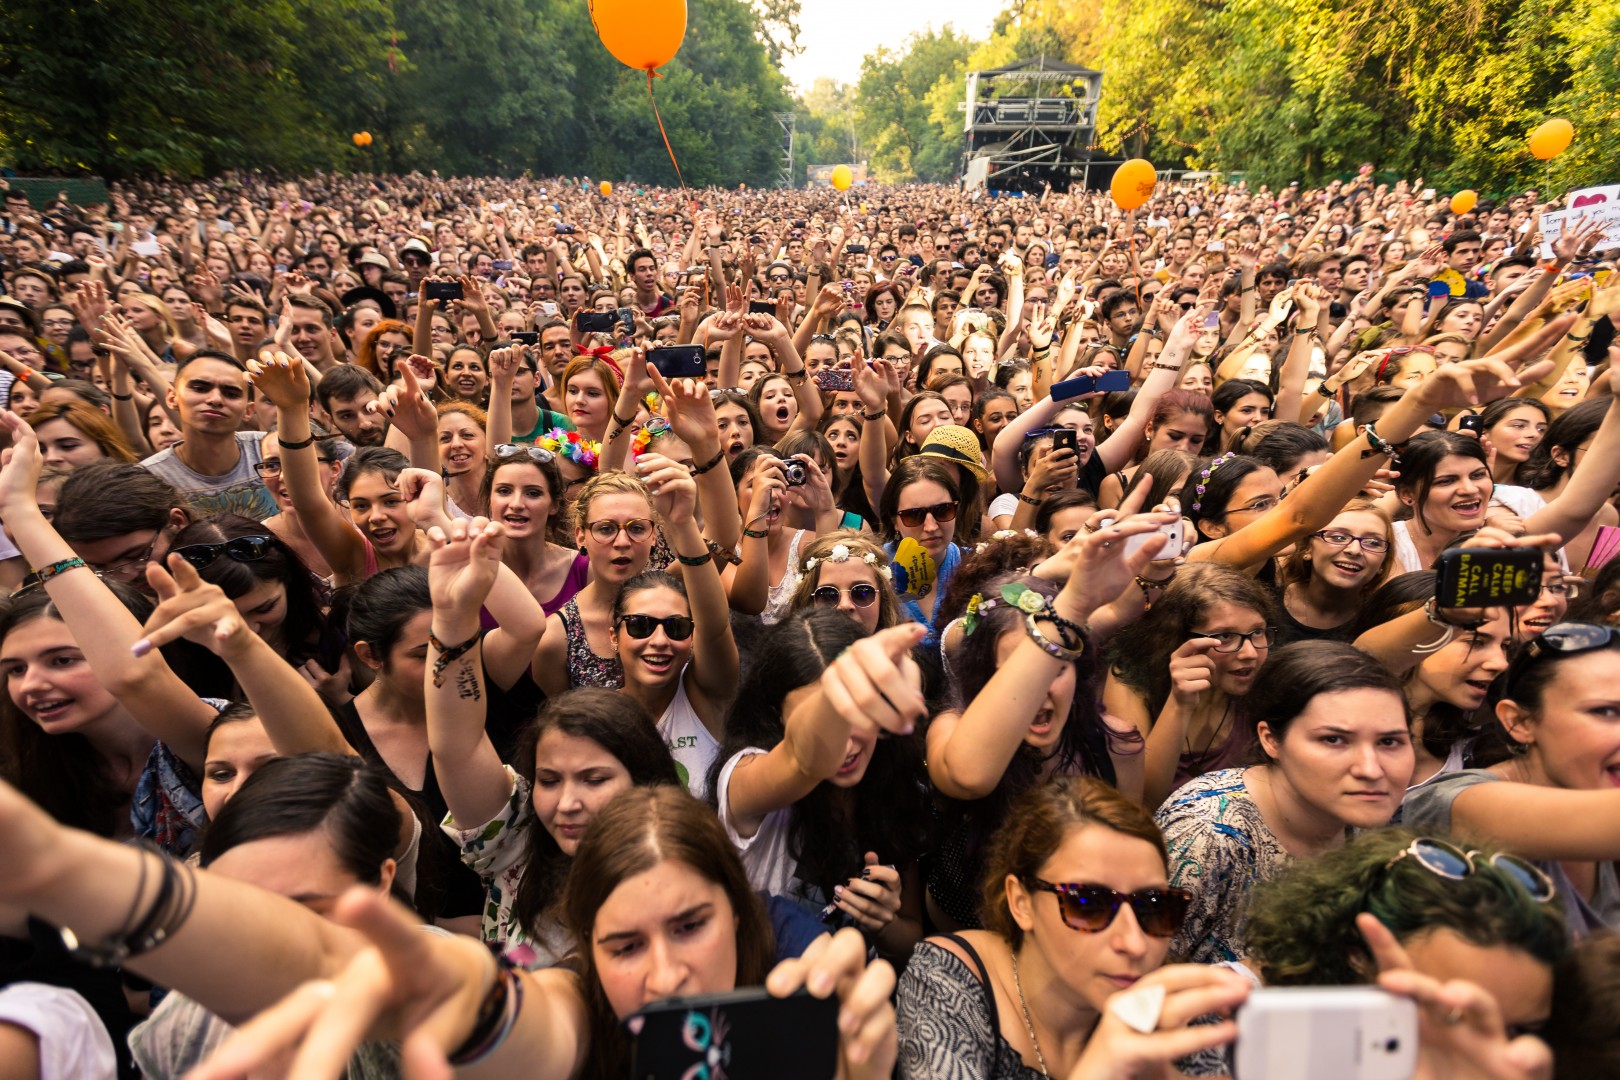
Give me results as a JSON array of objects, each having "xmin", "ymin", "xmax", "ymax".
[
  {"xmin": 616, "ymin": 306, "xmax": 637, "ymax": 329},
  {"xmin": 1434, "ymin": 546, "xmax": 1543, "ymax": 608},
  {"xmin": 1457, "ymin": 413, "xmax": 1485, "ymax": 435},
  {"xmin": 1051, "ymin": 428, "xmax": 1079, "ymax": 455},
  {"xmin": 749, "ymin": 300, "xmax": 777, "ymax": 315},
  {"xmin": 576, "ymin": 310, "xmax": 617, "ymax": 333},
  {"xmin": 511, "ymin": 331, "xmax": 538, "ymax": 345},
  {"xmin": 1051, "ymin": 369, "xmax": 1131, "ymax": 401},
  {"xmin": 846, "ymin": 244, "xmax": 868, "ymax": 255},
  {"xmin": 422, "ymin": 280, "xmax": 463, "ymax": 302},
  {"xmin": 556, "ymin": 224, "xmax": 577, "ymax": 235},
  {"xmin": 627, "ymin": 989, "xmax": 837, "ymax": 1080},
  {"xmin": 792, "ymin": 220, "xmax": 807, "ymax": 229},
  {"xmin": 648, "ymin": 345, "xmax": 706, "ymax": 378}
]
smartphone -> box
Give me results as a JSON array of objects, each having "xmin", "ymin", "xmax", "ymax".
[
  {"xmin": 1207, "ymin": 240, "xmax": 1226, "ymax": 252},
  {"xmin": 1457, "ymin": 412, "xmax": 1484, "ymax": 435},
  {"xmin": 511, "ymin": 331, "xmax": 538, "ymax": 345},
  {"xmin": 492, "ymin": 260, "xmax": 513, "ymax": 271},
  {"xmin": 1235, "ymin": 987, "xmax": 1416, "ymax": 1080},
  {"xmin": 1051, "ymin": 428, "xmax": 1079, "ymax": 455},
  {"xmin": 815, "ymin": 369, "xmax": 854, "ymax": 392},
  {"xmin": 423, "ymin": 280, "xmax": 463, "ymax": 302},
  {"xmin": 1426, "ymin": 279, "xmax": 1452, "ymax": 299},
  {"xmin": 1203, "ymin": 313, "xmax": 1221, "ymax": 329},
  {"xmin": 1434, "ymin": 546, "xmax": 1544, "ymax": 608},
  {"xmin": 1421, "ymin": 187, "xmax": 1437, "ymax": 200},
  {"xmin": 132, "ymin": 239, "xmax": 163, "ymax": 258},
  {"xmin": 1124, "ymin": 517, "xmax": 1185, "ymax": 559},
  {"xmin": 1052, "ymin": 369, "xmax": 1132, "ymax": 401},
  {"xmin": 749, "ymin": 300, "xmax": 777, "ymax": 315},
  {"xmin": 556, "ymin": 224, "xmax": 577, "ymax": 235},
  {"xmin": 648, "ymin": 345, "xmax": 706, "ymax": 378},
  {"xmin": 627, "ymin": 989, "xmax": 837, "ymax": 1080},
  {"xmin": 576, "ymin": 310, "xmax": 618, "ymax": 333},
  {"xmin": 792, "ymin": 220, "xmax": 807, "ymax": 229},
  {"xmin": 847, "ymin": 244, "xmax": 868, "ymax": 255},
  {"xmin": 539, "ymin": 301, "xmax": 559, "ymax": 316}
]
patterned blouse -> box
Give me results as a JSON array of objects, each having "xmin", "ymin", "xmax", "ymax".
[
  {"xmin": 1154, "ymin": 768, "xmax": 1291, "ymax": 965},
  {"xmin": 556, "ymin": 597, "xmax": 624, "ymax": 690},
  {"xmin": 895, "ymin": 939, "xmax": 1045, "ymax": 1080},
  {"xmin": 441, "ymin": 765, "xmax": 571, "ymax": 969}
]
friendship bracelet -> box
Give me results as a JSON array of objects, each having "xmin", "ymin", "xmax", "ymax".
[
  {"xmin": 428, "ymin": 629, "xmax": 482, "ymax": 688},
  {"xmin": 862, "ymin": 408, "xmax": 886, "ymax": 422},
  {"xmin": 689, "ymin": 447, "xmax": 726, "ymax": 476},
  {"xmin": 34, "ymin": 556, "xmax": 87, "ymax": 584},
  {"xmin": 449, "ymin": 955, "xmax": 524, "ymax": 1066},
  {"xmin": 674, "ymin": 550, "xmax": 712, "ymax": 567},
  {"xmin": 742, "ymin": 527, "xmax": 770, "ymax": 539},
  {"xmin": 1017, "ymin": 492, "xmax": 1042, "ymax": 506}
]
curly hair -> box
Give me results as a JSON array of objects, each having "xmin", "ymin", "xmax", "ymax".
[{"xmin": 1245, "ymin": 828, "xmax": 1566, "ymax": 988}]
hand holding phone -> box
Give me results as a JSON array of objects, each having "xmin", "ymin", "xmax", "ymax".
[
  {"xmin": 629, "ymin": 990, "xmax": 838, "ymax": 1080},
  {"xmin": 1052, "ymin": 369, "xmax": 1132, "ymax": 401},
  {"xmin": 1434, "ymin": 546, "xmax": 1543, "ymax": 608},
  {"xmin": 1235, "ymin": 987, "xmax": 1416, "ymax": 1080}
]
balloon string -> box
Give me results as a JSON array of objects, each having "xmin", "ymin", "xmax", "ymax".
[{"xmin": 647, "ymin": 70, "xmax": 686, "ymax": 191}]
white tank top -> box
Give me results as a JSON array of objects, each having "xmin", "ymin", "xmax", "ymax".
[{"xmin": 658, "ymin": 676, "xmax": 720, "ymax": 799}]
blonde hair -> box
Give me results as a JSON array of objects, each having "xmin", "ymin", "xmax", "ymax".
[
  {"xmin": 571, "ymin": 471, "xmax": 654, "ymax": 535},
  {"xmin": 789, "ymin": 530, "xmax": 900, "ymax": 630}
]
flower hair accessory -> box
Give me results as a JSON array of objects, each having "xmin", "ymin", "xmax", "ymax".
[
  {"xmin": 961, "ymin": 591, "xmax": 1004, "ymax": 636},
  {"xmin": 803, "ymin": 542, "xmax": 881, "ymax": 574},
  {"xmin": 975, "ymin": 528, "xmax": 1038, "ymax": 553},
  {"xmin": 537, "ymin": 428, "xmax": 600, "ymax": 470},
  {"xmin": 1190, "ymin": 452, "xmax": 1237, "ymax": 514},
  {"xmin": 630, "ymin": 415, "xmax": 671, "ymax": 459}
]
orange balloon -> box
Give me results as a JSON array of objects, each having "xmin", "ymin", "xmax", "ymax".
[
  {"xmin": 831, "ymin": 165, "xmax": 853, "ymax": 192},
  {"xmin": 589, "ymin": 0, "xmax": 687, "ymax": 71},
  {"xmin": 599, "ymin": 180, "xmax": 613, "ymax": 196},
  {"xmin": 1110, "ymin": 158, "xmax": 1157, "ymax": 211},
  {"xmin": 352, "ymin": 132, "xmax": 366, "ymax": 147},
  {"xmin": 1449, "ymin": 190, "xmax": 1477, "ymax": 215},
  {"xmin": 1529, "ymin": 118, "xmax": 1573, "ymax": 161}
]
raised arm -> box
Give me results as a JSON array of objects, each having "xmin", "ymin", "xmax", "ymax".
[
  {"xmin": 424, "ymin": 518, "xmax": 515, "ymax": 830},
  {"xmin": 1093, "ymin": 302, "xmax": 1212, "ymax": 473},
  {"xmin": 647, "ymin": 367, "xmax": 741, "ymax": 552}
]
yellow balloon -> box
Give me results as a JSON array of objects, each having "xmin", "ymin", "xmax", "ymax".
[
  {"xmin": 831, "ymin": 165, "xmax": 853, "ymax": 192},
  {"xmin": 1529, "ymin": 118, "xmax": 1573, "ymax": 161},
  {"xmin": 599, "ymin": 181, "xmax": 612, "ymax": 196},
  {"xmin": 1110, "ymin": 158, "xmax": 1158, "ymax": 211},
  {"xmin": 589, "ymin": 0, "xmax": 687, "ymax": 71},
  {"xmin": 1449, "ymin": 190, "xmax": 1477, "ymax": 215}
]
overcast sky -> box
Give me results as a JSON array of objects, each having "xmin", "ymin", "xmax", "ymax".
[{"xmin": 778, "ymin": 1, "xmax": 998, "ymax": 91}]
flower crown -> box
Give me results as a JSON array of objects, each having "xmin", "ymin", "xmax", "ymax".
[
  {"xmin": 1190, "ymin": 452, "xmax": 1237, "ymax": 514},
  {"xmin": 630, "ymin": 416, "xmax": 671, "ymax": 459},
  {"xmin": 974, "ymin": 528, "xmax": 1038, "ymax": 554},
  {"xmin": 962, "ymin": 582, "xmax": 1049, "ymax": 636},
  {"xmin": 803, "ymin": 542, "xmax": 882, "ymax": 574},
  {"xmin": 537, "ymin": 428, "xmax": 600, "ymax": 470}
]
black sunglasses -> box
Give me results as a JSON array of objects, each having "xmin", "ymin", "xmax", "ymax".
[
  {"xmin": 1505, "ymin": 622, "xmax": 1619, "ymax": 697},
  {"xmin": 171, "ymin": 535, "xmax": 276, "ymax": 570},
  {"xmin": 616, "ymin": 614, "xmax": 694, "ymax": 641},
  {"xmin": 811, "ymin": 584, "xmax": 880, "ymax": 609},
  {"xmin": 1024, "ymin": 878, "xmax": 1191, "ymax": 938},
  {"xmin": 895, "ymin": 502, "xmax": 958, "ymax": 528}
]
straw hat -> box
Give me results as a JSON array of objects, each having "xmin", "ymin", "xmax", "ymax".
[{"xmin": 918, "ymin": 424, "xmax": 989, "ymax": 483}]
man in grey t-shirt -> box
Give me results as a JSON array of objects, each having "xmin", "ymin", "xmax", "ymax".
[{"xmin": 140, "ymin": 350, "xmax": 276, "ymax": 522}]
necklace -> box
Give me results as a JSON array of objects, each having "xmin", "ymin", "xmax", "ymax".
[
  {"xmin": 1184, "ymin": 699, "xmax": 1232, "ymax": 766},
  {"xmin": 1010, "ymin": 948, "xmax": 1051, "ymax": 1078}
]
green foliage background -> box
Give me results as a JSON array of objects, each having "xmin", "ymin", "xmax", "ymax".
[
  {"xmin": 0, "ymin": 0, "xmax": 794, "ymax": 186},
  {"xmin": 803, "ymin": 0, "xmax": 1620, "ymax": 191}
]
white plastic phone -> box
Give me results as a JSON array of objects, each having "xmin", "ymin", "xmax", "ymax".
[
  {"xmin": 1234, "ymin": 987, "xmax": 1417, "ymax": 1080},
  {"xmin": 1122, "ymin": 517, "xmax": 1185, "ymax": 560}
]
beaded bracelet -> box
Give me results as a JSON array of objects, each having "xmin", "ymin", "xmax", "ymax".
[
  {"xmin": 1362, "ymin": 421, "xmax": 1403, "ymax": 464},
  {"xmin": 1135, "ymin": 571, "xmax": 1176, "ymax": 611}
]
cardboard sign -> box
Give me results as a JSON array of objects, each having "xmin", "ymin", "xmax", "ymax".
[{"xmin": 1537, "ymin": 202, "xmax": 1620, "ymax": 259}]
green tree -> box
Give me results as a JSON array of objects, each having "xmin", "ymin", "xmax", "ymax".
[{"xmin": 853, "ymin": 27, "xmax": 975, "ymax": 182}]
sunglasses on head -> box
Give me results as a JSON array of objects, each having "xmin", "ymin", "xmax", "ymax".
[
  {"xmin": 1024, "ymin": 878, "xmax": 1191, "ymax": 938},
  {"xmin": 895, "ymin": 502, "xmax": 958, "ymax": 528},
  {"xmin": 811, "ymin": 584, "xmax": 880, "ymax": 609},
  {"xmin": 1505, "ymin": 622, "xmax": 1619, "ymax": 697},
  {"xmin": 1383, "ymin": 837, "xmax": 1555, "ymax": 903},
  {"xmin": 171, "ymin": 535, "xmax": 276, "ymax": 571},
  {"xmin": 616, "ymin": 613, "xmax": 694, "ymax": 640},
  {"xmin": 493, "ymin": 443, "xmax": 556, "ymax": 464}
]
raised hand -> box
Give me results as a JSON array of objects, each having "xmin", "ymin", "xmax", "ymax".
[
  {"xmin": 763, "ymin": 927, "xmax": 898, "ymax": 1080},
  {"xmin": 133, "ymin": 554, "xmax": 257, "ymax": 660},
  {"xmin": 817, "ymin": 622, "xmax": 928, "ymax": 738},
  {"xmin": 0, "ymin": 412, "xmax": 44, "ymax": 518},
  {"xmin": 645, "ymin": 369, "xmax": 721, "ymax": 451},
  {"xmin": 369, "ymin": 363, "xmax": 438, "ymax": 440},
  {"xmin": 426, "ymin": 518, "xmax": 505, "ymax": 619},
  {"xmin": 244, "ymin": 351, "xmax": 312, "ymax": 411},
  {"xmin": 634, "ymin": 451, "xmax": 697, "ymax": 527},
  {"xmin": 1415, "ymin": 314, "xmax": 1576, "ymax": 408}
]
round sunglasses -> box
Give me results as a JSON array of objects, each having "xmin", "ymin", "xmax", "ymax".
[
  {"xmin": 811, "ymin": 584, "xmax": 880, "ymax": 609},
  {"xmin": 1023, "ymin": 878, "xmax": 1191, "ymax": 938},
  {"xmin": 1383, "ymin": 837, "xmax": 1555, "ymax": 903},
  {"xmin": 615, "ymin": 614, "xmax": 694, "ymax": 641}
]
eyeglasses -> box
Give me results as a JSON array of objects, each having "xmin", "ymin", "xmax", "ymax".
[
  {"xmin": 1505, "ymin": 622, "xmax": 1619, "ymax": 696},
  {"xmin": 1537, "ymin": 580, "xmax": 1572, "ymax": 598},
  {"xmin": 811, "ymin": 584, "xmax": 880, "ymax": 609},
  {"xmin": 95, "ymin": 533, "xmax": 161, "ymax": 581},
  {"xmin": 492, "ymin": 443, "xmax": 556, "ymax": 464},
  {"xmin": 616, "ymin": 613, "xmax": 694, "ymax": 640},
  {"xmin": 895, "ymin": 502, "xmax": 958, "ymax": 528},
  {"xmin": 1383, "ymin": 838, "xmax": 1555, "ymax": 903},
  {"xmin": 1311, "ymin": 530, "xmax": 1391, "ymax": 554},
  {"xmin": 1189, "ymin": 626, "xmax": 1277, "ymax": 653},
  {"xmin": 254, "ymin": 456, "xmax": 335, "ymax": 477},
  {"xmin": 586, "ymin": 518, "xmax": 657, "ymax": 545},
  {"xmin": 1023, "ymin": 878, "xmax": 1191, "ymax": 938},
  {"xmin": 1231, "ymin": 495, "xmax": 1279, "ymax": 515},
  {"xmin": 171, "ymin": 535, "xmax": 275, "ymax": 570}
]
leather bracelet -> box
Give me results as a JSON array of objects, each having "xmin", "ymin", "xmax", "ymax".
[
  {"xmin": 111, "ymin": 391, "xmax": 134, "ymax": 401},
  {"xmin": 1017, "ymin": 492, "xmax": 1041, "ymax": 506},
  {"xmin": 689, "ymin": 446, "xmax": 726, "ymax": 476},
  {"xmin": 1024, "ymin": 612, "xmax": 1084, "ymax": 660},
  {"xmin": 612, "ymin": 409, "xmax": 636, "ymax": 427},
  {"xmin": 784, "ymin": 369, "xmax": 808, "ymax": 384},
  {"xmin": 862, "ymin": 408, "xmax": 886, "ymax": 422},
  {"xmin": 1317, "ymin": 382, "xmax": 1338, "ymax": 398},
  {"xmin": 448, "ymin": 955, "xmax": 523, "ymax": 1066},
  {"xmin": 706, "ymin": 539, "xmax": 743, "ymax": 567},
  {"xmin": 278, "ymin": 433, "xmax": 316, "ymax": 450}
]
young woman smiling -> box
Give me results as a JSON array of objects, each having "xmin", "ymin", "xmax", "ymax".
[
  {"xmin": 480, "ymin": 443, "xmax": 587, "ymax": 616},
  {"xmin": 1275, "ymin": 499, "xmax": 1396, "ymax": 644}
]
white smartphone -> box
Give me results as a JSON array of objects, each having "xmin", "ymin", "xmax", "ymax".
[
  {"xmin": 1234, "ymin": 987, "xmax": 1417, "ymax": 1080},
  {"xmin": 1123, "ymin": 517, "xmax": 1185, "ymax": 559},
  {"xmin": 1207, "ymin": 240, "xmax": 1227, "ymax": 252},
  {"xmin": 132, "ymin": 239, "xmax": 162, "ymax": 258}
]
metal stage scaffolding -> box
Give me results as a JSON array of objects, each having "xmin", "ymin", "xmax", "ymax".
[{"xmin": 959, "ymin": 57, "xmax": 1104, "ymax": 193}]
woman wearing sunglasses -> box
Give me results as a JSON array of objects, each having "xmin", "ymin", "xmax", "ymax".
[
  {"xmin": 878, "ymin": 457, "xmax": 969, "ymax": 634},
  {"xmin": 479, "ymin": 442, "xmax": 586, "ymax": 616},
  {"xmin": 1403, "ymin": 621, "xmax": 1620, "ymax": 937},
  {"xmin": 534, "ymin": 472, "xmax": 658, "ymax": 696},
  {"xmin": 788, "ymin": 532, "xmax": 900, "ymax": 635},
  {"xmin": 897, "ymin": 775, "xmax": 1249, "ymax": 1079},
  {"xmin": 606, "ymin": 451, "xmax": 738, "ymax": 797},
  {"xmin": 1157, "ymin": 641, "xmax": 1414, "ymax": 964}
]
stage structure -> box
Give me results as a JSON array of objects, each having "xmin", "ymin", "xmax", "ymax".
[{"xmin": 959, "ymin": 57, "xmax": 1108, "ymax": 193}]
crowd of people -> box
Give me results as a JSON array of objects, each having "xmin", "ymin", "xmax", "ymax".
[{"xmin": 0, "ymin": 166, "xmax": 1617, "ymax": 1079}]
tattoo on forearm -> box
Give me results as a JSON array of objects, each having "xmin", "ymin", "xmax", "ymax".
[{"xmin": 455, "ymin": 662, "xmax": 482, "ymax": 702}]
